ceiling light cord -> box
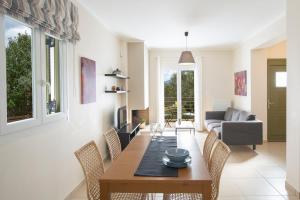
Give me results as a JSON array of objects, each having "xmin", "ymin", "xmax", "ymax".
[
  {"xmin": 185, "ymin": 31, "xmax": 188, "ymax": 50},
  {"xmin": 186, "ymin": 36, "xmax": 187, "ymax": 50}
]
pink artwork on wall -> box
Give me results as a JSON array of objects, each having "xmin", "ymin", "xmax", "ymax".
[
  {"xmin": 81, "ymin": 57, "xmax": 96, "ymax": 104},
  {"xmin": 234, "ymin": 70, "xmax": 247, "ymax": 96}
]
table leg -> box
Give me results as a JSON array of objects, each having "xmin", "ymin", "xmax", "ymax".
[
  {"xmin": 203, "ymin": 183, "xmax": 212, "ymax": 200},
  {"xmin": 100, "ymin": 181, "xmax": 110, "ymax": 200},
  {"xmin": 175, "ymin": 128, "xmax": 177, "ymax": 135}
]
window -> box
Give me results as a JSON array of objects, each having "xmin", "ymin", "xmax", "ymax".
[
  {"xmin": 0, "ymin": 15, "xmax": 68, "ymax": 135},
  {"xmin": 45, "ymin": 35, "xmax": 61, "ymax": 115},
  {"xmin": 276, "ymin": 72, "xmax": 287, "ymax": 88},
  {"xmin": 5, "ymin": 17, "xmax": 33, "ymax": 123}
]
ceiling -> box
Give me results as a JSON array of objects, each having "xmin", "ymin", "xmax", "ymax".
[{"xmin": 78, "ymin": 0, "xmax": 285, "ymax": 49}]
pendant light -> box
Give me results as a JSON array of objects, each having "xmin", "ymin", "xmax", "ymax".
[{"xmin": 178, "ymin": 31, "xmax": 195, "ymax": 65}]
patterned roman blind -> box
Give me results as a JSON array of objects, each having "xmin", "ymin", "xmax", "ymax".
[{"xmin": 0, "ymin": 0, "xmax": 80, "ymax": 42}]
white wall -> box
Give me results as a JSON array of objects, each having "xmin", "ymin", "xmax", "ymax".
[
  {"xmin": 286, "ymin": 0, "xmax": 300, "ymax": 194},
  {"xmin": 233, "ymin": 16, "xmax": 286, "ymax": 111},
  {"xmin": 0, "ymin": 2, "xmax": 126, "ymax": 200},
  {"xmin": 251, "ymin": 41, "xmax": 286, "ymax": 140},
  {"xmin": 128, "ymin": 42, "xmax": 149, "ymax": 112},
  {"xmin": 149, "ymin": 49, "xmax": 233, "ymax": 128}
]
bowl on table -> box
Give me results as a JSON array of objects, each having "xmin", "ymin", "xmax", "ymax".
[
  {"xmin": 165, "ymin": 148, "xmax": 190, "ymax": 162},
  {"xmin": 162, "ymin": 155, "xmax": 192, "ymax": 168}
]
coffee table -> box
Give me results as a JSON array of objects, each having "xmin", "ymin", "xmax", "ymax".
[{"xmin": 175, "ymin": 121, "xmax": 195, "ymax": 135}]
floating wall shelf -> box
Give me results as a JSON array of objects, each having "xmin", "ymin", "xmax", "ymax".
[
  {"xmin": 104, "ymin": 73, "xmax": 130, "ymax": 79},
  {"xmin": 105, "ymin": 90, "xmax": 129, "ymax": 94}
]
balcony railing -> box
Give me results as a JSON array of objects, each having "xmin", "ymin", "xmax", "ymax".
[{"xmin": 164, "ymin": 97, "xmax": 194, "ymax": 124}]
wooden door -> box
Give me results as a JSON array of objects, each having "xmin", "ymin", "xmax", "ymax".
[{"xmin": 267, "ymin": 59, "xmax": 286, "ymax": 142}]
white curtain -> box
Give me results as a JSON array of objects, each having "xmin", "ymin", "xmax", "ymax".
[
  {"xmin": 43, "ymin": 0, "xmax": 56, "ymax": 30},
  {"xmin": 0, "ymin": 0, "xmax": 80, "ymax": 42},
  {"xmin": 0, "ymin": 0, "xmax": 12, "ymax": 9}
]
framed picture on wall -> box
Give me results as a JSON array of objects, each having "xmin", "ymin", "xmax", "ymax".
[
  {"xmin": 234, "ymin": 70, "xmax": 247, "ymax": 96},
  {"xmin": 81, "ymin": 57, "xmax": 96, "ymax": 104}
]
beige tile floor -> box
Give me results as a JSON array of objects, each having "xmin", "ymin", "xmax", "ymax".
[{"xmin": 68, "ymin": 131, "xmax": 299, "ymax": 200}]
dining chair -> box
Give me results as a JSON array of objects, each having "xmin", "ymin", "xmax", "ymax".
[
  {"xmin": 203, "ymin": 131, "xmax": 218, "ymax": 168},
  {"xmin": 74, "ymin": 141, "xmax": 146, "ymax": 200},
  {"xmin": 104, "ymin": 128, "xmax": 122, "ymax": 161},
  {"xmin": 163, "ymin": 140, "xmax": 231, "ymax": 200}
]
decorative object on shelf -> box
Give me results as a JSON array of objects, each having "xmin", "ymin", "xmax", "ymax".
[
  {"xmin": 234, "ymin": 70, "xmax": 247, "ymax": 96},
  {"xmin": 81, "ymin": 57, "xmax": 96, "ymax": 104},
  {"xmin": 179, "ymin": 31, "xmax": 195, "ymax": 65},
  {"xmin": 112, "ymin": 68, "xmax": 122, "ymax": 75},
  {"xmin": 105, "ymin": 69, "xmax": 129, "ymax": 94}
]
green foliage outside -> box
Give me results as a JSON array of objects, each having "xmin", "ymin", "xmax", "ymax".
[
  {"xmin": 181, "ymin": 71, "xmax": 194, "ymax": 116},
  {"xmin": 164, "ymin": 71, "xmax": 194, "ymax": 121},
  {"xmin": 6, "ymin": 33, "xmax": 32, "ymax": 122},
  {"xmin": 164, "ymin": 73, "xmax": 178, "ymax": 121}
]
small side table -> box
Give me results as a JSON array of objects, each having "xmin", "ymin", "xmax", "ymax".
[{"xmin": 175, "ymin": 121, "xmax": 195, "ymax": 135}]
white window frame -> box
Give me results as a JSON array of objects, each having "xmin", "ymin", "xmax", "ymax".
[
  {"xmin": 0, "ymin": 15, "xmax": 68, "ymax": 135},
  {"xmin": 0, "ymin": 15, "xmax": 42, "ymax": 134},
  {"xmin": 159, "ymin": 58, "xmax": 202, "ymax": 130},
  {"xmin": 41, "ymin": 33, "xmax": 68, "ymax": 123}
]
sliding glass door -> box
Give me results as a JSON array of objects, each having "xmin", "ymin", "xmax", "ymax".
[
  {"xmin": 164, "ymin": 70, "xmax": 178, "ymax": 127},
  {"xmin": 181, "ymin": 70, "xmax": 194, "ymax": 122},
  {"xmin": 163, "ymin": 67, "xmax": 195, "ymax": 127}
]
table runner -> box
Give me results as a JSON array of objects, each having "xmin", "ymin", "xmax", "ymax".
[{"xmin": 134, "ymin": 136, "xmax": 178, "ymax": 177}]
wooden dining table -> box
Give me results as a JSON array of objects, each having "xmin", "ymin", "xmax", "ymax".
[{"xmin": 99, "ymin": 134, "xmax": 212, "ymax": 200}]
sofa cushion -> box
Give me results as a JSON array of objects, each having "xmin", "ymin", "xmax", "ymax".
[
  {"xmin": 238, "ymin": 111, "xmax": 250, "ymax": 121},
  {"xmin": 206, "ymin": 123, "xmax": 221, "ymax": 132},
  {"xmin": 238, "ymin": 111, "xmax": 256, "ymax": 121},
  {"xmin": 231, "ymin": 110, "xmax": 240, "ymax": 121},
  {"xmin": 224, "ymin": 107, "xmax": 234, "ymax": 121},
  {"xmin": 204, "ymin": 119, "xmax": 223, "ymax": 128}
]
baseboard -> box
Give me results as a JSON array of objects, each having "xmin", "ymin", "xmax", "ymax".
[
  {"xmin": 64, "ymin": 158, "xmax": 110, "ymax": 200},
  {"xmin": 64, "ymin": 180, "xmax": 85, "ymax": 200},
  {"xmin": 285, "ymin": 181, "xmax": 300, "ymax": 199}
]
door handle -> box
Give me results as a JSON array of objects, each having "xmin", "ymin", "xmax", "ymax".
[{"xmin": 268, "ymin": 99, "xmax": 274, "ymax": 109}]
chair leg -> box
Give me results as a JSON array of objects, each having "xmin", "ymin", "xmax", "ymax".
[
  {"xmin": 147, "ymin": 193, "xmax": 155, "ymax": 200},
  {"xmin": 253, "ymin": 144, "xmax": 256, "ymax": 150}
]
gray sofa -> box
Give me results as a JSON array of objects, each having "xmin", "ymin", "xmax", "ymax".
[{"xmin": 204, "ymin": 107, "xmax": 263, "ymax": 150}]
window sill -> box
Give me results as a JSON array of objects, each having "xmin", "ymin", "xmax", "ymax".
[
  {"xmin": 0, "ymin": 118, "xmax": 42, "ymax": 135},
  {"xmin": 43, "ymin": 112, "xmax": 67, "ymax": 123},
  {"xmin": 0, "ymin": 113, "xmax": 68, "ymax": 136}
]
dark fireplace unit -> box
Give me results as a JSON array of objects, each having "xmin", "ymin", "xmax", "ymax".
[
  {"xmin": 132, "ymin": 108, "xmax": 149, "ymax": 125},
  {"xmin": 117, "ymin": 106, "xmax": 127, "ymax": 129},
  {"xmin": 117, "ymin": 106, "xmax": 141, "ymax": 150}
]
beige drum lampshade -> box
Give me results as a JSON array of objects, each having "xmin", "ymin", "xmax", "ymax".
[{"xmin": 178, "ymin": 50, "xmax": 195, "ymax": 65}]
